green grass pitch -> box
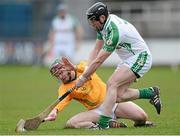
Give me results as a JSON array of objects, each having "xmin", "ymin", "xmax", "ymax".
[{"xmin": 0, "ymin": 65, "xmax": 180, "ymax": 135}]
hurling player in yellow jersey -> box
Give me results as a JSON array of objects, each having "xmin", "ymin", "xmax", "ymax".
[{"xmin": 44, "ymin": 57, "xmax": 153, "ymax": 128}]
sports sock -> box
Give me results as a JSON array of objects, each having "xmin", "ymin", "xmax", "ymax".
[
  {"xmin": 139, "ymin": 87, "xmax": 153, "ymax": 99},
  {"xmin": 98, "ymin": 115, "xmax": 112, "ymax": 128}
]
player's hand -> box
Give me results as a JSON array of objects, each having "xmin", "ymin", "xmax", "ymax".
[
  {"xmin": 50, "ymin": 57, "xmax": 74, "ymax": 76},
  {"xmin": 75, "ymin": 76, "xmax": 86, "ymax": 89},
  {"xmin": 43, "ymin": 109, "xmax": 58, "ymax": 122},
  {"xmin": 61, "ymin": 57, "xmax": 76, "ymax": 71}
]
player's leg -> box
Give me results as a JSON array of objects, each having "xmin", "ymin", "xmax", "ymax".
[
  {"xmin": 115, "ymin": 52, "xmax": 161, "ymax": 114},
  {"xmin": 118, "ymin": 87, "xmax": 161, "ymax": 114},
  {"xmin": 66, "ymin": 111, "xmax": 99, "ymax": 128},
  {"xmin": 66, "ymin": 104, "xmax": 127, "ymax": 129},
  {"xmin": 94, "ymin": 53, "xmax": 161, "ymax": 129},
  {"xmin": 115, "ymin": 102, "xmax": 147, "ymax": 125},
  {"xmin": 128, "ymin": 52, "xmax": 161, "ymax": 114},
  {"xmin": 103, "ymin": 65, "xmax": 136, "ymax": 115},
  {"xmin": 96, "ymin": 65, "xmax": 136, "ymax": 129},
  {"xmin": 96, "ymin": 67, "xmax": 160, "ymax": 129},
  {"xmin": 115, "ymin": 101, "xmax": 154, "ymax": 127}
]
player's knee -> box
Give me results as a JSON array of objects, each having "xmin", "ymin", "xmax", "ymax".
[
  {"xmin": 134, "ymin": 112, "xmax": 148, "ymax": 126},
  {"xmin": 117, "ymin": 92, "xmax": 128, "ymax": 102},
  {"xmin": 137, "ymin": 111, "xmax": 148, "ymax": 121},
  {"xmin": 66, "ymin": 119, "xmax": 74, "ymax": 128},
  {"xmin": 107, "ymin": 79, "xmax": 113, "ymax": 87},
  {"xmin": 143, "ymin": 112, "xmax": 148, "ymax": 121},
  {"xmin": 107, "ymin": 80, "xmax": 118, "ymax": 90},
  {"xmin": 66, "ymin": 119, "xmax": 79, "ymax": 128}
]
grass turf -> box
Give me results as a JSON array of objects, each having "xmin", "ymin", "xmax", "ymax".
[{"xmin": 0, "ymin": 65, "xmax": 180, "ymax": 135}]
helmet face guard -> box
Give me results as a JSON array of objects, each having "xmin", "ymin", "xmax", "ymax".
[
  {"xmin": 49, "ymin": 59, "xmax": 77, "ymax": 84},
  {"xmin": 87, "ymin": 13, "xmax": 97, "ymax": 21},
  {"xmin": 87, "ymin": 16, "xmax": 96, "ymax": 27}
]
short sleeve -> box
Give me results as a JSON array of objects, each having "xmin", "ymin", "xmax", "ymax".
[{"xmin": 103, "ymin": 22, "xmax": 120, "ymax": 52}]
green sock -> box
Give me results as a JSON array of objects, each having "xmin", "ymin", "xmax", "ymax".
[
  {"xmin": 98, "ymin": 115, "xmax": 112, "ymax": 128},
  {"xmin": 139, "ymin": 87, "xmax": 153, "ymax": 99}
]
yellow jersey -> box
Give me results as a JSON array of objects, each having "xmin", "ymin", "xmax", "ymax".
[{"xmin": 55, "ymin": 61, "xmax": 106, "ymax": 112}]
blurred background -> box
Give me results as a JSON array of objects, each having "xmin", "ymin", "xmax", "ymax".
[{"xmin": 0, "ymin": 0, "xmax": 180, "ymax": 67}]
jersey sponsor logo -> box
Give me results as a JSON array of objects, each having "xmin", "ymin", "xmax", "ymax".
[
  {"xmin": 137, "ymin": 59, "xmax": 145, "ymax": 66},
  {"xmin": 79, "ymin": 86, "xmax": 86, "ymax": 92},
  {"xmin": 77, "ymin": 86, "xmax": 91, "ymax": 94}
]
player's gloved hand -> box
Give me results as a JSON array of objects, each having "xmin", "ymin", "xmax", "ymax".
[{"xmin": 43, "ymin": 109, "xmax": 58, "ymax": 122}]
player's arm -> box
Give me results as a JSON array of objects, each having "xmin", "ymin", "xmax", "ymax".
[
  {"xmin": 84, "ymin": 28, "xmax": 120, "ymax": 79},
  {"xmin": 88, "ymin": 31, "xmax": 104, "ymax": 65},
  {"xmin": 83, "ymin": 49, "xmax": 111, "ymax": 79},
  {"xmin": 54, "ymin": 94, "xmax": 72, "ymax": 112},
  {"xmin": 88, "ymin": 39, "xmax": 104, "ymax": 65},
  {"xmin": 76, "ymin": 26, "xmax": 119, "ymax": 88},
  {"xmin": 44, "ymin": 87, "xmax": 72, "ymax": 122}
]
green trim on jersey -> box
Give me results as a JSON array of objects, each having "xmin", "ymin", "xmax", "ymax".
[
  {"xmin": 96, "ymin": 31, "xmax": 103, "ymax": 40},
  {"xmin": 103, "ymin": 22, "xmax": 119, "ymax": 52},
  {"xmin": 131, "ymin": 51, "xmax": 148, "ymax": 75},
  {"xmin": 118, "ymin": 42, "xmax": 135, "ymax": 55}
]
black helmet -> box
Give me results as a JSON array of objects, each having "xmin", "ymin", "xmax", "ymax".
[{"xmin": 86, "ymin": 2, "xmax": 109, "ymax": 21}]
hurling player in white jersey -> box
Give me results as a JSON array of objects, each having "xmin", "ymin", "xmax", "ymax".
[
  {"xmin": 74, "ymin": 2, "xmax": 162, "ymax": 129},
  {"xmin": 46, "ymin": 3, "xmax": 83, "ymax": 64}
]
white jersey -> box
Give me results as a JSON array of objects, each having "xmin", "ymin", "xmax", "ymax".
[
  {"xmin": 51, "ymin": 14, "xmax": 79, "ymax": 59},
  {"xmin": 97, "ymin": 14, "xmax": 151, "ymax": 60},
  {"xmin": 52, "ymin": 14, "xmax": 78, "ymax": 48}
]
